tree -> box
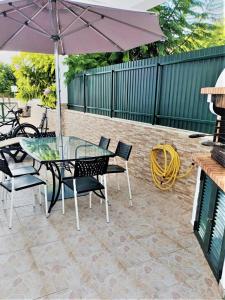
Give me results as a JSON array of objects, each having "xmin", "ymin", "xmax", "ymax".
[
  {"xmin": 190, "ymin": 19, "xmax": 225, "ymax": 49},
  {"xmin": 12, "ymin": 53, "xmax": 56, "ymax": 107},
  {"xmin": 64, "ymin": 0, "xmax": 223, "ymax": 82},
  {"xmin": 0, "ymin": 63, "xmax": 16, "ymax": 98},
  {"xmin": 149, "ymin": 0, "xmax": 223, "ymax": 55}
]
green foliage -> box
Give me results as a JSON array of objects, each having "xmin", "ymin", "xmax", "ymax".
[
  {"xmin": 64, "ymin": 0, "xmax": 224, "ymax": 83},
  {"xmin": 150, "ymin": 0, "xmax": 223, "ymax": 55},
  {"xmin": 64, "ymin": 52, "xmax": 126, "ymax": 83},
  {"xmin": 191, "ymin": 19, "xmax": 225, "ymax": 49},
  {"xmin": 12, "ymin": 53, "xmax": 56, "ymax": 107},
  {"xmin": 0, "ymin": 63, "xmax": 16, "ymax": 97}
]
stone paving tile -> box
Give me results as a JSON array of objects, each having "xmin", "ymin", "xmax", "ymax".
[
  {"xmin": 113, "ymin": 239, "xmax": 153, "ymax": 268},
  {"xmin": 63, "ymin": 232, "xmax": 105, "ymax": 258},
  {"xmin": 0, "ymin": 175, "xmax": 222, "ymax": 299},
  {"xmin": 136, "ymin": 232, "xmax": 183, "ymax": 258},
  {"xmin": 77, "ymin": 248, "xmax": 124, "ymax": 282},
  {"xmin": 0, "ymin": 217, "xmax": 23, "ymax": 237},
  {"xmin": 0, "ymin": 249, "xmax": 35, "ymax": 279},
  {"xmin": 129, "ymin": 259, "xmax": 179, "ymax": 293},
  {"xmin": 93, "ymin": 225, "xmax": 133, "ymax": 249},
  {"xmin": 0, "ymin": 231, "xmax": 28, "ymax": 255},
  {"xmin": 24, "ymin": 225, "xmax": 60, "ymax": 248},
  {"xmin": 161, "ymin": 225, "xmax": 198, "ymax": 249},
  {"xmin": 91, "ymin": 269, "xmax": 149, "ymax": 299},
  {"xmin": 15, "ymin": 203, "xmax": 43, "ymax": 219},
  {"xmin": 0, "ymin": 269, "xmax": 49, "ymax": 299},
  {"xmin": 19, "ymin": 214, "xmax": 51, "ymax": 231}
]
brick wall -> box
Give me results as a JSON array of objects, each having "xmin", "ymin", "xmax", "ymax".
[{"xmin": 26, "ymin": 102, "xmax": 210, "ymax": 205}]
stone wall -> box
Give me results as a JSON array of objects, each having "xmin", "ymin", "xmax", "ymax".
[
  {"xmin": 62, "ymin": 109, "xmax": 209, "ymax": 205},
  {"xmin": 25, "ymin": 102, "xmax": 210, "ymax": 205}
]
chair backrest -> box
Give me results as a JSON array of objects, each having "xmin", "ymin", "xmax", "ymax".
[
  {"xmin": 115, "ymin": 141, "xmax": 132, "ymax": 161},
  {"xmin": 74, "ymin": 156, "xmax": 109, "ymax": 178},
  {"xmin": 99, "ymin": 136, "xmax": 110, "ymax": 150},
  {"xmin": 0, "ymin": 151, "xmax": 12, "ymax": 177},
  {"xmin": 34, "ymin": 131, "xmax": 56, "ymax": 138}
]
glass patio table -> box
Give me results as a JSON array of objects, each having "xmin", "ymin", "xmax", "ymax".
[{"xmin": 20, "ymin": 136, "xmax": 114, "ymax": 213}]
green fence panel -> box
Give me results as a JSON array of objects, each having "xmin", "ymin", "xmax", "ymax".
[
  {"xmin": 86, "ymin": 71, "xmax": 112, "ymax": 116},
  {"xmin": 68, "ymin": 75, "xmax": 84, "ymax": 112},
  {"xmin": 157, "ymin": 57, "xmax": 224, "ymax": 132},
  {"xmin": 68, "ymin": 45, "xmax": 225, "ymax": 133}
]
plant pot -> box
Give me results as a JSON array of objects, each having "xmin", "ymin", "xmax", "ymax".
[{"xmin": 21, "ymin": 106, "xmax": 31, "ymax": 118}]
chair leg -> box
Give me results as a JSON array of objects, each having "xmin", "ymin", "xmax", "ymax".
[
  {"xmin": 126, "ymin": 163, "xmax": 133, "ymax": 207},
  {"xmin": 32, "ymin": 188, "xmax": 36, "ymax": 208},
  {"xmin": 9, "ymin": 190, "xmax": 14, "ymax": 229},
  {"xmin": 100, "ymin": 176, "xmax": 103, "ymax": 204},
  {"xmin": 1, "ymin": 174, "xmax": 7, "ymax": 207},
  {"xmin": 3, "ymin": 190, "xmax": 7, "ymax": 210},
  {"xmin": 44, "ymin": 185, "xmax": 49, "ymax": 217},
  {"xmin": 104, "ymin": 175, "xmax": 109, "ymax": 223},
  {"xmin": 89, "ymin": 192, "xmax": 92, "ymax": 209},
  {"xmin": 61, "ymin": 183, "xmax": 65, "ymax": 215},
  {"xmin": 45, "ymin": 166, "xmax": 48, "ymax": 183},
  {"xmin": 38, "ymin": 185, "xmax": 42, "ymax": 206},
  {"xmin": 116, "ymin": 174, "xmax": 120, "ymax": 191},
  {"xmin": 2, "ymin": 188, "xmax": 7, "ymax": 209},
  {"xmin": 114, "ymin": 157, "xmax": 120, "ymax": 191},
  {"xmin": 73, "ymin": 180, "xmax": 80, "ymax": 231}
]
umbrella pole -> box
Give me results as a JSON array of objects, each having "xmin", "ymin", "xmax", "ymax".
[{"xmin": 54, "ymin": 40, "xmax": 62, "ymax": 139}]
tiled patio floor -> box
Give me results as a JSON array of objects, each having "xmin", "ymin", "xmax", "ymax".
[{"xmin": 0, "ymin": 171, "xmax": 221, "ymax": 299}]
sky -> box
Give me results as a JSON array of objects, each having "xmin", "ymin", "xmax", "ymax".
[{"xmin": 0, "ymin": 51, "xmax": 18, "ymax": 64}]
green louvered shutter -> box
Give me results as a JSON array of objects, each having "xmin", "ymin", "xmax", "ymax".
[
  {"xmin": 197, "ymin": 176, "xmax": 214, "ymax": 242},
  {"xmin": 208, "ymin": 189, "xmax": 225, "ymax": 279},
  {"xmin": 195, "ymin": 173, "xmax": 225, "ymax": 281}
]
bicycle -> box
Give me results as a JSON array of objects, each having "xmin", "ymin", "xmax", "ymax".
[
  {"xmin": 0, "ymin": 108, "xmax": 39, "ymax": 141},
  {"xmin": 0, "ymin": 108, "xmax": 40, "ymax": 163},
  {"xmin": 37, "ymin": 104, "xmax": 55, "ymax": 135}
]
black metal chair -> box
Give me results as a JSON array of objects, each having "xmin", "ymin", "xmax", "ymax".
[
  {"xmin": 99, "ymin": 136, "xmax": 110, "ymax": 150},
  {"xmin": 61, "ymin": 156, "xmax": 109, "ymax": 231},
  {"xmin": 0, "ymin": 149, "xmax": 39, "ymax": 177},
  {"xmin": 106, "ymin": 141, "xmax": 133, "ymax": 206},
  {"xmin": 0, "ymin": 152, "xmax": 47, "ymax": 229}
]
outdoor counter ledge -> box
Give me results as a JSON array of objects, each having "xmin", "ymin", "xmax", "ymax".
[{"xmin": 193, "ymin": 153, "xmax": 225, "ymax": 192}]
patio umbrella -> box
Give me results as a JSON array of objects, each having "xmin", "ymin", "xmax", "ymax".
[{"xmin": 0, "ymin": 0, "xmax": 165, "ymax": 137}]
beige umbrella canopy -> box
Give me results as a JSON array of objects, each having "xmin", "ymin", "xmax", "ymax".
[{"xmin": 0, "ymin": 0, "xmax": 165, "ymax": 136}]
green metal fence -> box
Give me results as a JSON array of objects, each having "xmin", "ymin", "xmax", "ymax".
[
  {"xmin": 68, "ymin": 46, "xmax": 225, "ymax": 133},
  {"xmin": 0, "ymin": 102, "xmax": 18, "ymax": 122}
]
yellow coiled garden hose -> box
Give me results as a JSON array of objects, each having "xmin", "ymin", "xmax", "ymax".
[{"xmin": 150, "ymin": 144, "xmax": 195, "ymax": 191}]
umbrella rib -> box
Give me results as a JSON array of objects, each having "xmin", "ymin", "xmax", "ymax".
[
  {"xmin": 70, "ymin": 2, "xmax": 164, "ymax": 39},
  {"xmin": 1, "ymin": 13, "xmax": 50, "ymax": 38},
  {"xmin": 61, "ymin": 15, "xmax": 103, "ymax": 39},
  {"xmin": 59, "ymin": 0, "xmax": 124, "ymax": 51},
  {"xmin": 0, "ymin": 4, "xmax": 49, "ymax": 50},
  {"xmin": 60, "ymin": 7, "xmax": 89, "ymax": 36},
  {"xmin": 1, "ymin": 2, "xmax": 37, "ymax": 15},
  {"xmin": 60, "ymin": 23, "xmax": 91, "ymax": 38},
  {"xmin": 9, "ymin": 1, "xmax": 51, "ymax": 37}
]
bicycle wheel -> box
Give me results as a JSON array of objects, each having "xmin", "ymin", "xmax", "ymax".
[{"xmin": 12, "ymin": 123, "xmax": 40, "ymax": 138}]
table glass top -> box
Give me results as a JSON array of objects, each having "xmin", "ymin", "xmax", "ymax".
[{"xmin": 20, "ymin": 136, "xmax": 114, "ymax": 162}]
